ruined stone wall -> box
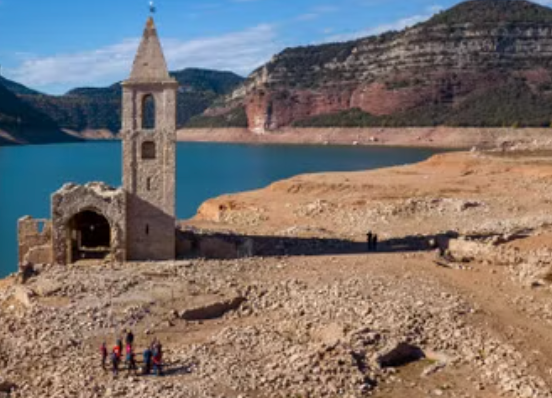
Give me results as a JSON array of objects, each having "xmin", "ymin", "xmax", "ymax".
[
  {"xmin": 175, "ymin": 227, "xmax": 362, "ymax": 259},
  {"xmin": 18, "ymin": 217, "xmax": 53, "ymax": 267},
  {"xmin": 51, "ymin": 183, "xmax": 126, "ymax": 265}
]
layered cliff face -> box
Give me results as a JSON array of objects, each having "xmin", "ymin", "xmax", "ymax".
[{"xmin": 204, "ymin": 0, "xmax": 552, "ymax": 133}]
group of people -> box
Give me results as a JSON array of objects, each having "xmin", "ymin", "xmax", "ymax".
[
  {"xmin": 100, "ymin": 329, "xmax": 164, "ymax": 377},
  {"xmin": 366, "ymin": 231, "xmax": 379, "ymax": 252}
]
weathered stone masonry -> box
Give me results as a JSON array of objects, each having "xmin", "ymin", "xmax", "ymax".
[
  {"xmin": 122, "ymin": 17, "xmax": 178, "ymax": 261},
  {"xmin": 51, "ymin": 183, "xmax": 126, "ymax": 265}
]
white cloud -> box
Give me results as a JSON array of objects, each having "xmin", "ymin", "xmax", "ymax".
[
  {"xmin": 326, "ymin": 5, "xmax": 443, "ymax": 42},
  {"xmin": 6, "ymin": 24, "xmax": 280, "ymax": 93},
  {"xmin": 295, "ymin": 5, "xmax": 339, "ymax": 22}
]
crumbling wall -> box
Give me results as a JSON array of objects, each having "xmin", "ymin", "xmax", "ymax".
[
  {"xmin": 176, "ymin": 229, "xmax": 240, "ymax": 259},
  {"xmin": 175, "ymin": 227, "xmax": 354, "ymax": 259},
  {"xmin": 51, "ymin": 182, "xmax": 127, "ymax": 265},
  {"xmin": 18, "ymin": 217, "xmax": 53, "ymax": 268}
]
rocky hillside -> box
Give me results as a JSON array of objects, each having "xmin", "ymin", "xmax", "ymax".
[
  {"xmin": 0, "ymin": 69, "xmax": 244, "ymax": 143},
  {"xmin": 196, "ymin": 0, "xmax": 552, "ymax": 132}
]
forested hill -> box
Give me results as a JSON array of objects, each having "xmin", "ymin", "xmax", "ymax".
[
  {"xmin": 0, "ymin": 82, "xmax": 79, "ymax": 145},
  {"xmin": 0, "ymin": 68, "xmax": 244, "ymax": 144}
]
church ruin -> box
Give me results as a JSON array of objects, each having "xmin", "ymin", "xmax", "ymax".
[{"xmin": 18, "ymin": 17, "xmax": 179, "ymax": 265}]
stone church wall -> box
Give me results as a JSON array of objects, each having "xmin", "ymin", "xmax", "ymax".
[
  {"xmin": 18, "ymin": 217, "xmax": 53, "ymax": 267},
  {"xmin": 51, "ymin": 182, "xmax": 127, "ymax": 265}
]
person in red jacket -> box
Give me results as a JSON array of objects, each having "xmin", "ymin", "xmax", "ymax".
[
  {"xmin": 113, "ymin": 344, "xmax": 121, "ymax": 360},
  {"xmin": 153, "ymin": 343, "xmax": 163, "ymax": 376}
]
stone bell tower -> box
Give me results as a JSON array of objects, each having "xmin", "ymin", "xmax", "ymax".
[{"xmin": 121, "ymin": 17, "xmax": 178, "ymax": 261}]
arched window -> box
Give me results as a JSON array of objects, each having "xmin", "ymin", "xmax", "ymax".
[
  {"xmin": 142, "ymin": 94, "xmax": 156, "ymax": 129},
  {"xmin": 141, "ymin": 141, "xmax": 156, "ymax": 159}
]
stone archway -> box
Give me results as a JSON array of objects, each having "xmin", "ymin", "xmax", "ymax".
[
  {"xmin": 66, "ymin": 210, "xmax": 112, "ymax": 263},
  {"xmin": 51, "ymin": 183, "xmax": 127, "ymax": 265}
]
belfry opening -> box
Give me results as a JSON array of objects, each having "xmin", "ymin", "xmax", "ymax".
[{"xmin": 67, "ymin": 210, "xmax": 111, "ymax": 262}]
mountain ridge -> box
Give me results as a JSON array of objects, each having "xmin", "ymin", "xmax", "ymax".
[
  {"xmin": 194, "ymin": 0, "xmax": 552, "ymax": 132},
  {"xmin": 0, "ymin": 68, "xmax": 245, "ymax": 144},
  {"xmin": 5, "ymin": 0, "xmax": 552, "ymax": 142},
  {"xmin": 0, "ymin": 81, "xmax": 79, "ymax": 145}
]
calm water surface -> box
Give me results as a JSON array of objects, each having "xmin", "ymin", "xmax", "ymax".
[{"xmin": 0, "ymin": 141, "xmax": 443, "ymax": 277}]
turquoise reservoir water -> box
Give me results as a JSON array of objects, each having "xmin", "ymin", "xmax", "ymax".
[{"xmin": 0, "ymin": 141, "xmax": 442, "ymax": 277}]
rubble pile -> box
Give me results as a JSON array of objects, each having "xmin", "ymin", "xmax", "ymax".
[{"xmin": 0, "ymin": 259, "xmax": 550, "ymax": 398}]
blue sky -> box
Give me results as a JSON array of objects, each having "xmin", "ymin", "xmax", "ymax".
[{"xmin": 0, "ymin": 0, "xmax": 551, "ymax": 94}]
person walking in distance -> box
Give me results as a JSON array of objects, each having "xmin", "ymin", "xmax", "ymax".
[
  {"xmin": 100, "ymin": 342, "xmax": 108, "ymax": 372},
  {"xmin": 366, "ymin": 231, "xmax": 373, "ymax": 252},
  {"xmin": 111, "ymin": 349, "xmax": 120, "ymax": 377},
  {"xmin": 126, "ymin": 346, "xmax": 137, "ymax": 375},
  {"xmin": 113, "ymin": 342, "xmax": 121, "ymax": 361},
  {"xmin": 125, "ymin": 329, "xmax": 134, "ymax": 348},
  {"xmin": 143, "ymin": 347, "xmax": 153, "ymax": 375},
  {"xmin": 373, "ymin": 234, "xmax": 379, "ymax": 252},
  {"xmin": 153, "ymin": 341, "xmax": 163, "ymax": 376},
  {"xmin": 116, "ymin": 337, "xmax": 123, "ymax": 355}
]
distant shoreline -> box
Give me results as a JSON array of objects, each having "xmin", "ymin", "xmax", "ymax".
[
  {"xmin": 3, "ymin": 126, "xmax": 552, "ymax": 149},
  {"xmin": 177, "ymin": 127, "xmax": 552, "ymax": 150}
]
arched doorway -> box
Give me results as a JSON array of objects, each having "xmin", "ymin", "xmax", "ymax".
[{"xmin": 67, "ymin": 210, "xmax": 112, "ymax": 263}]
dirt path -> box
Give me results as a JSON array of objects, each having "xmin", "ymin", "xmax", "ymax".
[{"xmin": 424, "ymin": 259, "xmax": 552, "ymax": 389}]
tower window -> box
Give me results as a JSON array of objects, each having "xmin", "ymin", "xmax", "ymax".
[
  {"xmin": 145, "ymin": 224, "xmax": 150, "ymax": 236},
  {"xmin": 141, "ymin": 141, "xmax": 156, "ymax": 159},
  {"xmin": 147, "ymin": 177, "xmax": 152, "ymax": 191},
  {"xmin": 142, "ymin": 94, "xmax": 156, "ymax": 129}
]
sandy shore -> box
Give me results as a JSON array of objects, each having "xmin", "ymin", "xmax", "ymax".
[{"xmin": 178, "ymin": 126, "xmax": 552, "ymax": 149}]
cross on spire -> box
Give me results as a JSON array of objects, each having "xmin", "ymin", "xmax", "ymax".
[{"xmin": 149, "ymin": 1, "xmax": 156, "ymax": 14}]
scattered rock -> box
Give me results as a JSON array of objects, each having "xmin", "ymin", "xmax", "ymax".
[
  {"xmin": 181, "ymin": 295, "xmax": 246, "ymax": 321},
  {"xmin": 12, "ymin": 285, "xmax": 35, "ymax": 307},
  {"xmin": 377, "ymin": 343, "xmax": 425, "ymax": 368}
]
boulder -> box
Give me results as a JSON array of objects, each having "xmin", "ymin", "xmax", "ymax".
[
  {"xmin": 377, "ymin": 343, "xmax": 425, "ymax": 368},
  {"xmin": 12, "ymin": 285, "xmax": 35, "ymax": 307},
  {"xmin": 0, "ymin": 379, "xmax": 16, "ymax": 393},
  {"xmin": 181, "ymin": 296, "xmax": 246, "ymax": 321},
  {"xmin": 34, "ymin": 279, "xmax": 63, "ymax": 296}
]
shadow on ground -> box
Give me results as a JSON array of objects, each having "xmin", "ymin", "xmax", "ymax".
[{"xmin": 176, "ymin": 228, "xmax": 464, "ymax": 259}]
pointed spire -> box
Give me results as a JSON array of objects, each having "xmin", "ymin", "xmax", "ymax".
[{"xmin": 127, "ymin": 17, "xmax": 172, "ymax": 82}]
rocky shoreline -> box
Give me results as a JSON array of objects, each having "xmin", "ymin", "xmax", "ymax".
[
  {"xmin": 3, "ymin": 150, "xmax": 552, "ymax": 397},
  {"xmin": 5, "ymin": 127, "xmax": 552, "ymax": 150},
  {"xmin": 177, "ymin": 127, "xmax": 552, "ymax": 150}
]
